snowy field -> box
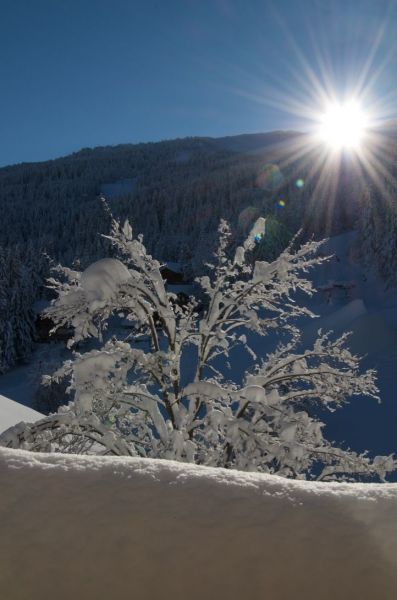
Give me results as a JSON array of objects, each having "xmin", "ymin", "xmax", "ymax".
[
  {"xmin": 1, "ymin": 448, "xmax": 397, "ymax": 600},
  {"xmin": 0, "ymin": 395, "xmax": 42, "ymax": 435}
]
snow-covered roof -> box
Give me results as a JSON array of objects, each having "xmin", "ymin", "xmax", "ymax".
[
  {"xmin": 1, "ymin": 449, "xmax": 397, "ymax": 599},
  {"xmin": 0, "ymin": 395, "xmax": 43, "ymax": 435}
]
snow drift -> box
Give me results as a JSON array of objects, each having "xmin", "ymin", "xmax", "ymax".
[{"xmin": 1, "ymin": 449, "xmax": 397, "ymax": 600}]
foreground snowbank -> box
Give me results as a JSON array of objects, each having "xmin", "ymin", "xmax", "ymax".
[
  {"xmin": 0, "ymin": 394, "xmax": 43, "ymax": 435},
  {"xmin": 1, "ymin": 450, "xmax": 397, "ymax": 599}
]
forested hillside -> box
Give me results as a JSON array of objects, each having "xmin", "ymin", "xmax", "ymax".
[
  {"xmin": 1, "ymin": 129, "xmax": 395, "ymax": 372},
  {"xmin": 0, "ymin": 133, "xmax": 304, "ymax": 264}
]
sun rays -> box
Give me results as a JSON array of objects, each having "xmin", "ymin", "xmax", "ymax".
[{"xmin": 211, "ymin": 1, "xmax": 397, "ymax": 236}]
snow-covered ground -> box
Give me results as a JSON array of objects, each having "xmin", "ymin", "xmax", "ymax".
[
  {"xmin": 222, "ymin": 231, "xmax": 397, "ymax": 465},
  {"xmin": 0, "ymin": 449, "xmax": 397, "ymax": 600},
  {"xmin": 0, "ymin": 395, "xmax": 43, "ymax": 435},
  {"xmin": 303, "ymin": 233, "xmax": 397, "ymax": 460},
  {"xmin": 1, "ymin": 233, "xmax": 397, "ymax": 599}
]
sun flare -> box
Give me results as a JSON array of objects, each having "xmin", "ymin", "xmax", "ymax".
[{"xmin": 317, "ymin": 101, "xmax": 369, "ymax": 151}]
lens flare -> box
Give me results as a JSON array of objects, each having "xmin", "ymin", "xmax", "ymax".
[{"xmin": 256, "ymin": 164, "xmax": 284, "ymax": 191}]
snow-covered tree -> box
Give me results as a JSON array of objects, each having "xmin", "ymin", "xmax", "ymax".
[{"xmin": 2, "ymin": 216, "xmax": 395, "ymax": 481}]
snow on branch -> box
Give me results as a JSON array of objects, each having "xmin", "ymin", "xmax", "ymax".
[{"xmin": 3, "ymin": 216, "xmax": 395, "ymax": 482}]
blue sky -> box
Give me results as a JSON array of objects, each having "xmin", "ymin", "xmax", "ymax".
[{"xmin": 1, "ymin": 0, "xmax": 397, "ymax": 166}]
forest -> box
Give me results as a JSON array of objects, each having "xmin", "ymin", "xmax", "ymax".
[{"xmin": 2, "ymin": 130, "xmax": 395, "ymax": 374}]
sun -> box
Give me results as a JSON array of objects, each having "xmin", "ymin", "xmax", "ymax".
[{"xmin": 317, "ymin": 100, "xmax": 369, "ymax": 151}]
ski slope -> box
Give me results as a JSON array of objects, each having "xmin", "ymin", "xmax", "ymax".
[{"xmin": 1, "ymin": 449, "xmax": 397, "ymax": 600}]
